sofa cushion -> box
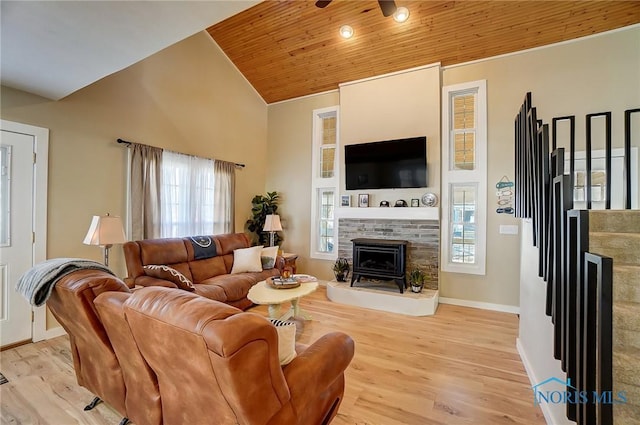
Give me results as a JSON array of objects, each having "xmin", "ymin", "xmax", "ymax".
[
  {"xmin": 143, "ymin": 265, "xmax": 195, "ymax": 291},
  {"xmin": 201, "ymin": 269, "xmax": 280, "ymax": 302},
  {"xmin": 201, "ymin": 273, "xmax": 257, "ymax": 302},
  {"xmin": 193, "ymin": 283, "xmax": 227, "ymax": 303},
  {"xmin": 269, "ymin": 318, "xmax": 297, "ymax": 365},
  {"xmin": 230, "ymin": 246, "xmax": 263, "ymax": 274},
  {"xmin": 139, "ymin": 238, "xmax": 188, "ymax": 265},
  {"xmin": 261, "ymin": 246, "xmax": 279, "ymax": 270},
  {"xmin": 216, "ymin": 233, "xmax": 250, "ymax": 256},
  {"xmin": 189, "ymin": 256, "xmax": 227, "ymax": 284}
]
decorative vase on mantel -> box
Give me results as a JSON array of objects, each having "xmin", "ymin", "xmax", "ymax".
[
  {"xmin": 333, "ymin": 258, "xmax": 350, "ymax": 282},
  {"xmin": 409, "ymin": 269, "xmax": 425, "ymax": 293}
]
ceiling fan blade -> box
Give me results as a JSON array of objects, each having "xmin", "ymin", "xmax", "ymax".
[
  {"xmin": 378, "ymin": 0, "xmax": 397, "ymax": 17},
  {"xmin": 315, "ymin": 0, "xmax": 332, "ymax": 8}
]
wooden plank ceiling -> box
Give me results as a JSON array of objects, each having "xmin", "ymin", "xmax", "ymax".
[{"xmin": 207, "ymin": 1, "xmax": 640, "ymax": 104}]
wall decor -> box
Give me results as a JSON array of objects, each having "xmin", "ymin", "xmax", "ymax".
[
  {"xmin": 341, "ymin": 195, "xmax": 351, "ymax": 207},
  {"xmin": 495, "ymin": 175, "xmax": 514, "ymax": 214},
  {"xmin": 358, "ymin": 194, "xmax": 369, "ymax": 207},
  {"xmin": 411, "ymin": 198, "xmax": 420, "ymax": 207}
]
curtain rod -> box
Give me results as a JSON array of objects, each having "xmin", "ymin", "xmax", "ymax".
[{"xmin": 117, "ymin": 138, "xmax": 245, "ymax": 168}]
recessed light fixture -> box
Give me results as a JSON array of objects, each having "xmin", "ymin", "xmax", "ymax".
[
  {"xmin": 393, "ymin": 6, "xmax": 410, "ymax": 23},
  {"xmin": 339, "ymin": 25, "xmax": 354, "ymax": 39}
]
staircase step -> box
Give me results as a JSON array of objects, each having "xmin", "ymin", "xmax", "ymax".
[
  {"xmin": 614, "ymin": 265, "xmax": 640, "ymax": 304},
  {"xmin": 613, "ymin": 402, "xmax": 640, "ymax": 425},
  {"xmin": 589, "ymin": 232, "xmax": 640, "ymax": 265},
  {"xmin": 613, "ymin": 346, "xmax": 640, "ymax": 387},
  {"xmin": 614, "ymin": 328, "xmax": 640, "ymax": 351},
  {"xmin": 589, "ymin": 210, "xmax": 640, "ymax": 234},
  {"xmin": 614, "ymin": 302, "xmax": 640, "ymax": 332},
  {"xmin": 614, "ymin": 381, "xmax": 640, "ymax": 408}
]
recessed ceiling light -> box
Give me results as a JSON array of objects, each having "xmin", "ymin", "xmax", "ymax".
[
  {"xmin": 339, "ymin": 25, "xmax": 354, "ymax": 39},
  {"xmin": 393, "ymin": 6, "xmax": 410, "ymax": 23}
]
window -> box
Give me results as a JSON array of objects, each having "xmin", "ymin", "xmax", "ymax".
[
  {"xmin": 452, "ymin": 94, "xmax": 476, "ymax": 170},
  {"xmin": 450, "ymin": 184, "xmax": 477, "ymax": 264},
  {"xmin": 441, "ymin": 80, "xmax": 487, "ymax": 274},
  {"xmin": 310, "ymin": 106, "xmax": 339, "ymax": 260},
  {"xmin": 160, "ymin": 151, "xmax": 216, "ymax": 238}
]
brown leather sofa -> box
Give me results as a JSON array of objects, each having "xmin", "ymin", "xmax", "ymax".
[
  {"xmin": 47, "ymin": 269, "xmax": 161, "ymax": 425},
  {"xmin": 48, "ymin": 269, "xmax": 355, "ymax": 425},
  {"xmin": 124, "ymin": 286, "xmax": 355, "ymax": 425},
  {"xmin": 123, "ymin": 233, "xmax": 281, "ymax": 310}
]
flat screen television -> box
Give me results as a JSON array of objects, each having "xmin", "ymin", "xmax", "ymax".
[{"xmin": 345, "ymin": 136, "xmax": 427, "ymax": 190}]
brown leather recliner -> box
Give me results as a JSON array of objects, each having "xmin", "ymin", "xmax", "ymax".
[
  {"xmin": 123, "ymin": 286, "xmax": 355, "ymax": 425},
  {"xmin": 47, "ymin": 269, "xmax": 161, "ymax": 425}
]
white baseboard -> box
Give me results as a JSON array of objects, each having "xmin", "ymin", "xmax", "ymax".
[
  {"xmin": 43, "ymin": 326, "xmax": 66, "ymax": 340},
  {"xmin": 438, "ymin": 297, "xmax": 520, "ymax": 314},
  {"xmin": 517, "ymin": 338, "xmax": 560, "ymax": 425}
]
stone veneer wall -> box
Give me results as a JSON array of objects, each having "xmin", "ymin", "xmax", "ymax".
[{"xmin": 337, "ymin": 219, "xmax": 439, "ymax": 290}]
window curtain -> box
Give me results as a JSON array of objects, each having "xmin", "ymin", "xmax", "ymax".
[
  {"xmin": 213, "ymin": 160, "xmax": 235, "ymax": 234},
  {"xmin": 129, "ymin": 144, "xmax": 162, "ymax": 240},
  {"xmin": 161, "ymin": 151, "xmax": 215, "ymax": 237}
]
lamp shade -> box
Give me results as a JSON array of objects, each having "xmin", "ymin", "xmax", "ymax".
[
  {"xmin": 83, "ymin": 214, "xmax": 126, "ymax": 246},
  {"xmin": 263, "ymin": 214, "xmax": 283, "ymax": 232}
]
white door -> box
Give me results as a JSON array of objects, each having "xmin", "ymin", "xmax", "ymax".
[{"xmin": 0, "ymin": 130, "xmax": 35, "ymax": 346}]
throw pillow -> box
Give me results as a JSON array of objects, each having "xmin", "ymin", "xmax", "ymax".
[
  {"xmin": 269, "ymin": 318, "xmax": 297, "ymax": 365},
  {"xmin": 261, "ymin": 246, "xmax": 279, "ymax": 270},
  {"xmin": 143, "ymin": 265, "xmax": 195, "ymax": 291},
  {"xmin": 230, "ymin": 245, "xmax": 263, "ymax": 274}
]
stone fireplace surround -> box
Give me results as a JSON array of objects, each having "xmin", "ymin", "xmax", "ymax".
[{"xmin": 336, "ymin": 208, "xmax": 439, "ymax": 291}]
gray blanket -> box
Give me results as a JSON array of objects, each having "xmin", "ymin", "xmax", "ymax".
[{"xmin": 16, "ymin": 258, "xmax": 114, "ymax": 307}]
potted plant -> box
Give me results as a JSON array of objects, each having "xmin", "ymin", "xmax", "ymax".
[
  {"xmin": 409, "ymin": 269, "xmax": 425, "ymax": 293},
  {"xmin": 245, "ymin": 191, "xmax": 282, "ymax": 246},
  {"xmin": 333, "ymin": 258, "xmax": 350, "ymax": 282}
]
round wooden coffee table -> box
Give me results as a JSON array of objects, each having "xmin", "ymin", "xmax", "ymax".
[{"xmin": 248, "ymin": 278, "xmax": 318, "ymax": 320}]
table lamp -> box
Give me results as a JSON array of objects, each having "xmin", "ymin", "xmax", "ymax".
[
  {"xmin": 83, "ymin": 213, "xmax": 126, "ymax": 266},
  {"xmin": 263, "ymin": 214, "xmax": 282, "ymax": 247}
]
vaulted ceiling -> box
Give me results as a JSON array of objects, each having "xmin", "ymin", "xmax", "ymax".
[{"xmin": 208, "ymin": 1, "xmax": 640, "ymax": 104}]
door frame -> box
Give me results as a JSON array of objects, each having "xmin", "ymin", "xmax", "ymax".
[{"xmin": 0, "ymin": 119, "xmax": 53, "ymax": 342}]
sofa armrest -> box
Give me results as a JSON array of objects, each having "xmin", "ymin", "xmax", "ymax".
[{"xmin": 282, "ymin": 332, "xmax": 354, "ymax": 398}]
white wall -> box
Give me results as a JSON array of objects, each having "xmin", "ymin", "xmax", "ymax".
[{"xmin": 339, "ymin": 65, "xmax": 441, "ymax": 205}]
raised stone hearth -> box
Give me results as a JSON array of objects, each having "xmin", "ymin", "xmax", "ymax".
[{"xmin": 326, "ymin": 280, "xmax": 438, "ymax": 316}]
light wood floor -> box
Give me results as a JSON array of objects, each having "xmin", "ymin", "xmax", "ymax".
[{"xmin": 1, "ymin": 286, "xmax": 545, "ymax": 425}]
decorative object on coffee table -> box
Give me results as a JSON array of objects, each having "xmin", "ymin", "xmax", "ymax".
[
  {"xmin": 409, "ymin": 268, "xmax": 425, "ymax": 293},
  {"xmin": 266, "ymin": 276, "xmax": 300, "ymax": 289},
  {"xmin": 333, "ymin": 258, "xmax": 350, "ymax": 282}
]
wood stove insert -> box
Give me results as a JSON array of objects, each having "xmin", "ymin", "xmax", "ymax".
[{"xmin": 351, "ymin": 238, "xmax": 408, "ymax": 293}]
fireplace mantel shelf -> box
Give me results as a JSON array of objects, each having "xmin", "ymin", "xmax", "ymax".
[{"xmin": 335, "ymin": 207, "xmax": 439, "ymax": 221}]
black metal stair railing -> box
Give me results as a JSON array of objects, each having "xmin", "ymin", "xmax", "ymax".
[{"xmin": 513, "ymin": 92, "xmax": 633, "ymax": 425}]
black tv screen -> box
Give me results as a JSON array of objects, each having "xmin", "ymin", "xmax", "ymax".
[{"xmin": 345, "ymin": 136, "xmax": 427, "ymax": 190}]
